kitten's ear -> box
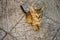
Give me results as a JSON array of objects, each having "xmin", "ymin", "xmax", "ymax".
[
  {"xmin": 20, "ymin": 5, "xmax": 30, "ymax": 14},
  {"xmin": 35, "ymin": 6, "xmax": 44, "ymax": 12},
  {"xmin": 20, "ymin": 5, "xmax": 27, "ymax": 13}
]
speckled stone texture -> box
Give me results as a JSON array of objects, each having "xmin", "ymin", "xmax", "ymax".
[{"xmin": 0, "ymin": 0, "xmax": 60, "ymax": 40}]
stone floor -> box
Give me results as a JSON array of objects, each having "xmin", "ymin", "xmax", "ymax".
[{"xmin": 0, "ymin": 0, "xmax": 60, "ymax": 40}]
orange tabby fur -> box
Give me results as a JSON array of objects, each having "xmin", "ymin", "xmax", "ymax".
[{"xmin": 25, "ymin": 6, "xmax": 44, "ymax": 31}]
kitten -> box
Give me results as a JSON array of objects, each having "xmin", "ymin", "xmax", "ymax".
[{"xmin": 20, "ymin": 5, "xmax": 44, "ymax": 31}]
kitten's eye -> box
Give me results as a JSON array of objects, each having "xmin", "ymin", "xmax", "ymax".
[
  {"xmin": 36, "ymin": 13, "xmax": 42, "ymax": 18},
  {"xmin": 36, "ymin": 14, "xmax": 40, "ymax": 18}
]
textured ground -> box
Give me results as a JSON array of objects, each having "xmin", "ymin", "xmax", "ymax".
[{"xmin": 0, "ymin": 0, "xmax": 60, "ymax": 40}]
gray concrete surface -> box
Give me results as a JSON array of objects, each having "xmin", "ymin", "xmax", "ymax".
[{"xmin": 0, "ymin": 0, "xmax": 60, "ymax": 40}]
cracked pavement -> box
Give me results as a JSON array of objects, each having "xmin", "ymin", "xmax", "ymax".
[{"xmin": 0, "ymin": 0, "xmax": 60, "ymax": 40}]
